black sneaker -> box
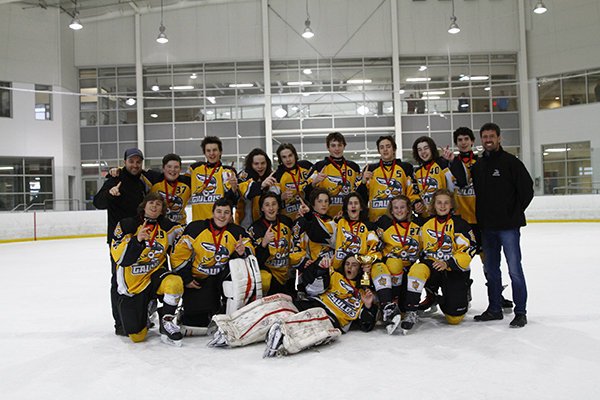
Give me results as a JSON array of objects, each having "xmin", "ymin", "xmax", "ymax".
[
  {"xmin": 509, "ymin": 314, "xmax": 527, "ymax": 328},
  {"xmin": 474, "ymin": 310, "xmax": 504, "ymax": 321}
]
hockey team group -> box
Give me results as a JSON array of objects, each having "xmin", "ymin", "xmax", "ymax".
[{"xmin": 93, "ymin": 122, "xmax": 534, "ymax": 356}]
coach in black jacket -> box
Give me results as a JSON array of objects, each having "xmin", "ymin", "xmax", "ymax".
[
  {"xmin": 93, "ymin": 148, "xmax": 148, "ymax": 335},
  {"xmin": 471, "ymin": 123, "xmax": 534, "ymax": 328}
]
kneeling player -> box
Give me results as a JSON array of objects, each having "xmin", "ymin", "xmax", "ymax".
[
  {"xmin": 112, "ymin": 193, "xmax": 185, "ymax": 345},
  {"xmin": 171, "ymin": 198, "xmax": 258, "ymax": 331},
  {"xmin": 208, "ymin": 255, "xmax": 378, "ymax": 357},
  {"xmin": 402, "ymin": 189, "xmax": 475, "ymax": 332}
]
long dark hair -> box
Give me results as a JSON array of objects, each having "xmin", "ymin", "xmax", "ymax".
[
  {"xmin": 244, "ymin": 148, "xmax": 272, "ymax": 179},
  {"xmin": 342, "ymin": 192, "xmax": 369, "ymax": 222}
]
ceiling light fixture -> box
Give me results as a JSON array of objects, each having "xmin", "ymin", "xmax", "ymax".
[
  {"xmin": 287, "ymin": 81, "xmax": 312, "ymax": 86},
  {"xmin": 303, "ymin": 68, "xmax": 313, "ymax": 75},
  {"xmin": 347, "ymin": 79, "xmax": 372, "ymax": 84},
  {"xmin": 156, "ymin": 0, "xmax": 168, "ymax": 44},
  {"xmin": 301, "ymin": 0, "xmax": 314, "ymax": 38},
  {"xmin": 125, "ymin": 98, "xmax": 136, "ymax": 106},
  {"xmin": 533, "ymin": 0, "xmax": 547, "ymax": 14},
  {"xmin": 190, "ymin": 73, "xmax": 197, "ymax": 79},
  {"xmin": 69, "ymin": 2, "xmax": 83, "ymax": 30},
  {"xmin": 275, "ymin": 107, "xmax": 288, "ymax": 118},
  {"xmin": 448, "ymin": 0, "xmax": 460, "ymax": 34},
  {"xmin": 151, "ymin": 85, "xmax": 160, "ymax": 91},
  {"xmin": 228, "ymin": 83, "xmax": 254, "ymax": 88}
]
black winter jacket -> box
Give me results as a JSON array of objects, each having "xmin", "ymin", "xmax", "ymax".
[{"xmin": 471, "ymin": 146, "xmax": 534, "ymax": 231}]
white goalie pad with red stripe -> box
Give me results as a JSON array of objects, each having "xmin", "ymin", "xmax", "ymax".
[
  {"xmin": 223, "ymin": 255, "xmax": 263, "ymax": 315},
  {"xmin": 280, "ymin": 308, "xmax": 342, "ymax": 355},
  {"xmin": 211, "ymin": 294, "xmax": 298, "ymax": 348}
]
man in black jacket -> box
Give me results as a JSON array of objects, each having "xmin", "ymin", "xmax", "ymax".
[
  {"xmin": 471, "ymin": 123, "xmax": 534, "ymax": 328},
  {"xmin": 93, "ymin": 148, "xmax": 147, "ymax": 335}
]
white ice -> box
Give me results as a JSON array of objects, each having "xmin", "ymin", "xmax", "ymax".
[{"xmin": 2, "ymin": 222, "xmax": 600, "ymax": 399}]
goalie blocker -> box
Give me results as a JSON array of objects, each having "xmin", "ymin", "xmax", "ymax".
[{"xmin": 209, "ymin": 293, "xmax": 341, "ymax": 355}]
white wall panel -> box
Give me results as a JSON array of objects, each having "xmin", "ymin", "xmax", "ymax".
[{"xmin": 74, "ymin": 17, "xmax": 136, "ymax": 67}]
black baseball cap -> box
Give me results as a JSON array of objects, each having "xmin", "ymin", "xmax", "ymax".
[{"xmin": 124, "ymin": 148, "xmax": 144, "ymax": 160}]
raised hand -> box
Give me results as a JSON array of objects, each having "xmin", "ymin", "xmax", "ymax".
[
  {"xmin": 312, "ymin": 167, "xmax": 327, "ymax": 187},
  {"xmin": 262, "ymin": 224, "xmax": 275, "ymax": 247},
  {"xmin": 440, "ymin": 145, "xmax": 455, "ymax": 162},
  {"xmin": 227, "ymin": 171, "xmax": 239, "ymax": 192},
  {"xmin": 281, "ymin": 189, "xmax": 294, "ymax": 201},
  {"xmin": 261, "ymin": 171, "xmax": 277, "ymax": 189},
  {"xmin": 296, "ymin": 197, "xmax": 310, "ymax": 219},
  {"xmin": 235, "ymin": 234, "xmax": 246, "ymax": 256},
  {"xmin": 137, "ymin": 220, "xmax": 150, "ymax": 242},
  {"xmin": 361, "ymin": 165, "xmax": 373, "ymax": 185},
  {"xmin": 109, "ymin": 181, "xmax": 122, "ymax": 197},
  {"xmin": 108, "ymin": 167, "xmax": 120, "ymax": 178},
  {"xmin": 319, "ymin": 257, "xmax": 332, "ymax": 269}
]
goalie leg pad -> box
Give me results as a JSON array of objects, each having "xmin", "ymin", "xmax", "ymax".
[
  {"xmin": 211, "ymin": 294, "xmax": 298, "ymax": 348},
  {"xmin": 279, "ymin": 307, "xmax": 341, "ymax": 355},
  {"xmin": 225, "ymin": 256, "xmax": 263, "ymax": 315}
]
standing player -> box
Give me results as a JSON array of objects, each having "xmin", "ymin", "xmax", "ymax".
[
  {"xmin": 411, "ymin": 136, "xmax": 467, "ymax": 218},
  {"xmin": 111, "ymin": 193, "xmax": 185, "ymax": 345},
  {"xmin": 401, "ymin": 189, "xmax": 475, "ymax": 333},
  {"xmin": 306, "ymin": 132, "xmax": 362, "ymax": 217},
  {"xmin": 247, "ymin": 192, "xmax": 295, "ymax": 296},
  {"xmin": 185, "ymin": 136, "xmax": 238, "ymax": 222},
  {"xmin": 270, "ymin": 143, "xmax": 313, "ymax": 221},
  {"xmin": 93, "ymin": 148, "xmax": 147, "ymax": 336},
  {"xmin": 236, "ymin": 148, "xmax": 273, "ymax": 228},
  {"xmin": 358, "ymin": 135, "xmax": 422, "ymax": 221}
]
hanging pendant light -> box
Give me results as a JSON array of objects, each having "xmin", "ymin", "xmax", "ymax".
[
  {"xmin": 69, "ymin": 2, "xmax": 83, "ymax": 30},
  {"xmin": 448, "ymin": 0, "xmax": 460, "ymax": 34},
  {"xmin": 533, "ymin": 0, "xmax": 548, "ymax": 14},
  {"xmin": 301, "ymin": 0, "xmax": 314, "ymax": 38},
  {"xmin": 156, "ymin": 0, "xmax": 169, "ymax": 43}
]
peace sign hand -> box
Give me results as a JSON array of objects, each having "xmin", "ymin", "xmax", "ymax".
[
  {"xmin": 235, "ymin": 234, "xmax": 246, "ymax": 256},
  {"xmin": 440, "ymin": 145, "xmax": 455, "ymax": 162}
]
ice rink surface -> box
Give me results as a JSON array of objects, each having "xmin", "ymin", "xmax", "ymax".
[{"xmin": 2, "ymin": 222, "xmax": 600, "ymax": 399}]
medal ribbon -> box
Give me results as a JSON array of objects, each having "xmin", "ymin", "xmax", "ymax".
[
  {"xmin": 434, "ymin": 215, "xmax": 451, "ymax": 250},
  {"xmin": 329, "ymin": 157, "xmax": 348, "ymax": 185},
  {"xmin": 263, "ymin": 217, "xmax": 280, "ymax": 248},
  {"xmin": 419, "ymin": 161, "xmax": 435, "ymax": 192},
  {"xmin": 140, "ymin": 217, "xmax": 159, "ymax": 248},
  {"xmin": 380, "ymin": 159, "xmax": 396, "ymax": 186},
  {"xmin": 209, "ymin": 220, "xmax": 227, "ymax": 260},
  {"xmin": 348, "ymin": 221, "xmax": 361, "ymax": 245},
  {"xmin": 199, "ymin": 161, "xmax": 221, "ymax": 192},
  {"xmin": 392, "ymin": 219, "xmax": 409, "ymax": 247},
  {"xmin": 163, "ymin": 177, "xmax": 178, "ymax": 206},
  {"xmin": 284, "ymin": 166, "xmax": 301, "ymax": 194}
]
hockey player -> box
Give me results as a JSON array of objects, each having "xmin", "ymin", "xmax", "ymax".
[
  {"xmin": 247, "ymin": 192, "xmax": 295, "ymax": 296},
  {"xmin": 235, "ymin": 148, "xmax": 273, "ymax": 229},
  {"xmin": 358, "ymin": 135, "xmax": 422, "ymax": 221},
  {"xmin": 401, "ymin": 189, "xmax": 475, "ymax": 332},
  {"xmin": 411, "ymin": 136, "xmax": 467, "ymax": 218},
  {"xmin": 306, "ymin": 132, "xmax": 362, "ymax": 217},
  {"xmin": 171, "ymin": 198, "xmax": 255, "ymax": 328},
  {"xmin": 111, "ymin": 192, "xmax": 185, "ymax": 345},
  {"xmin": 331, "ymin": 192, "xmax": 380, "ymax": 270},
  {"xmin": 208, "ymin": 254, "xmax": 378, "ymax": 357},
  {"xmin": 185, "ymin": 136, "xmax": 238, "ymax": 222},
  {"xmin": 269, "ymin": 143, "xmax": 313, "ymax": 221},
  {"xmin": 374, "ymin": 195, "xmax": 422, "ymax": 330}
]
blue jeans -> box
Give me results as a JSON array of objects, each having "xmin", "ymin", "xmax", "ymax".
[{"xmin": 481, "ymin": 228, "xmax": 527, "ymax": 315}]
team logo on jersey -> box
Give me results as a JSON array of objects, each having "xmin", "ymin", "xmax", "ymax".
[
  {"xmin": 391, "ymin": 234, "xmax": 420, "ymax": 261},
  {"xmin": 412, "ymin": 280, "xmax": 420, "ymax": 290},
  {"xmin": 337, "ymin": 227, "xmax": 362, "ymax": 258},
  {"xmin": 326, "ymin": 175, "xmax": 351, "ymax": 195},
  {"xmin": 424, "ymin": 228, "xmax": 453, "ymax": 261},
  {"xmin": 419, "ymin": 176, "xmax": 439, "ymax": 205},
  {"xmin": 158, "ymin": 190, "xmax": 185, "ymax": 213},
  {"xmin": 193, "ymin": 174, "xmax": 218, "ymax": 197},
  {"xmin": 456, "ymin": 183, "xmax": 475, "ymax": 197},
  {"xmin": 492, "ymin": 169, "xmax": 501, "ymax": 177},
  {"xmin": 200, "ymin": 242, "xmax": 231, "ymax": 270},
  {"xmin": 374, "ymin": 177, "xmax": 404, "ymax": 200}
]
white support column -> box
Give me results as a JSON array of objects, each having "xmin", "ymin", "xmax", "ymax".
[
  {"xmin": 391, "ymin": 0, "xmax": 403, "ymax": 157},
  {"xmin": 517, "ymin": 0, "xmax": 532, "ymax": 173},
  {"xmin": 262, "ymin": 0, "xmax": 273, "ymax": 158},
  {"xmin": 135, "ymin": 14, "xmax": 145, "ymax": 156}
]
